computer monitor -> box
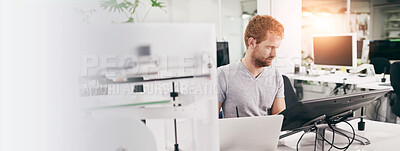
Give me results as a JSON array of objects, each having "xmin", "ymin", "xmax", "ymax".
[
  {"xmin": 357, "ymin": 40, "xmax": 363, "ymax": 59},
  {"xmin": 280, "ymin": 88, "xmax": 390, "ymax": 131},
  {"xmin": 312, "ymin": 34, "xmax": 357, "ymax": 69},
  {"xmin": 369, "ymin": 40, "xmax": 400, "ymax": 60},
  {"xmin": 217, "ymin": 41, "xmax": 230, "ymax": 67}
]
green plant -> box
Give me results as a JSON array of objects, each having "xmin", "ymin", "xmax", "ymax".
[
  {"xmin": 75, "ymin": 9, "xmax": 96, "ymax": 23},
  {"xmin": 100, "ymin": 0, "xmax": 166, "ymax": 23}
]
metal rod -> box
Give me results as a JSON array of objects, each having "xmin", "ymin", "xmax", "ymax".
[{"xmin": 172, "ymin": 82, "xmax": 179, "ymax": 151}]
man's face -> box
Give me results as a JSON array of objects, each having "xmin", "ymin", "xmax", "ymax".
[{"xmin": 251, "ymin": 32, "xmax": 282, "ymax": 67}]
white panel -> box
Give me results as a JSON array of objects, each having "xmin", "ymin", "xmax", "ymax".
[
  {"xmin": 274, "ymin": 0, "xmax": 302, "ymax": 73},
  {"xmin": 257, "ymin": 0, "xmax": 271, "ymax": 15},
  {"xmin": 78, "ymin": 24, "xmax": 219, "ymax": 151},
  {"xmin": 221, "ymin": 0, "xmax": 243, "ymax": 63},
  {"xmin": 258, "ymin": 0, "xmax": 302, "ymax": 73}
]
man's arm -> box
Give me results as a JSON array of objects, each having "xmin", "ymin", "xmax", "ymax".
[
  {"xmin": 271, "ymin": 98, "xmax": 285, "ymax": 115},
  {"xmin": 217, "ymin": 68, "xmax": 226, "ymax": 116},
  {"xmin": 218, "ymin": 102, "xmax": 222, "ymax": 112}
]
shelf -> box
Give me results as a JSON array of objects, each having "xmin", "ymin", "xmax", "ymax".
[
  {"xmin": 384, "ymin": 28, "xmax": 400, "ymax": 31},
  {"xmin": 80, "ymin": 95, "xmax": 201, "ymax": 119},
  {"xmin": 86, "ymin": 99, "xmax": 171, "ymax": 110},
  {"xmin": 385, "ymin": 10, "xmax": 400, "ymax": 13},
  {"xmin": 387, "ymin": 19, "xmax": 400, "ymax": 22}
]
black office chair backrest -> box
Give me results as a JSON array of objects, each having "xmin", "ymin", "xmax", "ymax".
[
  {"xmin": 282, "ymin": 75, "xmax": 299, "ymax": 108},
  {"xmin": 370, "ymin": 57, "xmax": 391, "ymax": 74},
  {"xmin": 391, "ymin": 62, "xmax": 400, "ymax": 117}
]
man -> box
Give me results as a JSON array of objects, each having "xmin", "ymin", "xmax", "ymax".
[{"xmin": 218, "ymin": 15, "xmax": 286, "ymax": 118}]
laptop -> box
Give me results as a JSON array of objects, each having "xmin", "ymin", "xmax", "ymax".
[{"xmin": 219, "ymin": 115, "xmax": 284, "ymax": 151}]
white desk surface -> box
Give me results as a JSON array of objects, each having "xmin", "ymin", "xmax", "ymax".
[
  {"xmin": 283, "ymin": 73, "xmax": 380, "ymax": 85},
  {"xmin": 284, "ymin": 73, "xmax": 394, "ymax": 90},
  {"xmin": 356, "ymin": 80, "xmax": 393, "ymax": 91},
  {"xmin": 278, "ymin": 119, "xmax": 400, "ymax": 151}
]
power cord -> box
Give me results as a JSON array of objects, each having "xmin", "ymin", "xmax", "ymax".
[
  {"xmin": 328, "ymin": 130, "xmax": 335, "ymax": 151},
  {"xmin": 312, "ymin": 122, "xmax": 349, "ymax": 151},
  {"xmin": 326, "ymin": 119, "xmax": 351, "ymax": 151},
  {"xmin": 327, "ymin": 120, "xmax": 336, "ymax": 151},
  {"xmin": 315, "ymin": 121, "xmax": 355, "ymax": 151},
  {"xmin": 296, "ymin": 131, "xmax": 307, "ymax": 151},
  {"xmin": 343, "ymin": 121, "xmax": 356, "ymax": 151},
  {"xmin": 295, "ymin": 120, "xmax": 356, "ymax": 151},
  {"xmin": 314, "ymin": 121, "xmax": 356, "ymax": 150},
  {"xmin": 375, "ymin": 98, "xmax": 383, "ymax": 120}
]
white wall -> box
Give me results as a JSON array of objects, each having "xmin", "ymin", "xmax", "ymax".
[
  {"xmin": 258, "ymin": 0, "xmax": 302, "ymax": 73},
  {"xmin": 221, "ymin": 0, "xmax": 243, "ymax": 63}
]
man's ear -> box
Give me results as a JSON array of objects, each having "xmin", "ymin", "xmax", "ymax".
[{"xmin": 248, "ymin": 37, "xmax": 257, "ymax": 48}]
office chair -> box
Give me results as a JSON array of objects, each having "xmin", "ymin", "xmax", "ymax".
[
  {"xmin": 282, "ymin": 75, "xmax": 300, "ymax": 108},
  {"xmin": 390, "ymin": 62, "xmax": 400, "ymax": 117},
  {"xmin": 370, "ymin": 57, "xmax": 391, "ymax": 74}
]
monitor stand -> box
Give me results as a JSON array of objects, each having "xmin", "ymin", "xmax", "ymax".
[
  {"xmin": 314, "ymin": 123, "xmax": 370, "ymax": 151},
  {"xmin": 280, "ymin": 112, "xmax": 370, "ymax": 151},
  {"xmin": 349, "ymin": 64, "xmax": 376, "ymax": 76},
  {"xmin": 327, "ymin": 125, "xmax": 370, "ymax": 145}
]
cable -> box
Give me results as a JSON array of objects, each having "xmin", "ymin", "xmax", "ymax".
[
  {"xmin": 325, "ymin": 119, "xmax": 335, "ymax": 151},
  {"xmin": 296, "ymin": 131, "xmax": 307, "ymax": 151},
  {"xmin": 327, "ymin": 121, "xmax": 350, "ymax": 151},
  {"xmin": 328, "ymin": 132, "xmax": 335, "ymax": 151},
  {"xmin": 328, "ymin": 125, "xmax": 335, "ymax": 151},
  {"xmin": 343, "ymin": 121, "xmax": 355, "ymax": 151},
  {"xmin": 375, "ymin": 98, "xmax": 382, "ymax": 120},
  {"xmin": 314, "ymin": 120, "xmax": 355, "ymax": 150},
  {"xmin": 326, "ymin": 119, "xmax": 349, "ymax": 151}
]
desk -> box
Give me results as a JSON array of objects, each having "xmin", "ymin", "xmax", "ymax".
[
  {"xmin": 356, "ymin": 82, "xmax": 393, "ymax": 91},
  {"xmin": 285, "ymin": 73, "xmax": 393, "ymax": 90},
  {"xmin": 283, "ymin": 73, "xmax": 390, "ymax": 101},
  {"xmin": 284, "ymin": 73, "xmax": 380, "ymax": 85},
  {"xmin": 278, "ymin": 119, "xmax": 400, "ymax": 151},
  {"xmin": 356, "ymin": 75, "xmax": 393, "ymax": 90},
  {"xmin": 284, "ymin": 73, "xmax": 396, "ymax": 126}
]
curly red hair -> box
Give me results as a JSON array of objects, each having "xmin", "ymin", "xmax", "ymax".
[{"xmin": 244, "ymin": 15, "xmax": 284, "ymax": 48}]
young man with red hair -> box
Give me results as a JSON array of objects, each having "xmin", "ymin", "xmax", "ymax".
[{"xmin": 218, "ymin": 15, "xmax": 286, "ymax": 118}]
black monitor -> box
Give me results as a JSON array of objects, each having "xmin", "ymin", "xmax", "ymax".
[
  {"xmin": 280, "ymin": 89, "xmax": 390, "ymax": 131},
  {"xmin": 357, "ymin": 40, "xmax": 363, "ymax": 59},
  {"xmin": 217, "ymin": 41, "xmax": 230, "ymax": 67},
  {"xmin": 369, "ymin": 40, "xmax": 400, "ymax": 60},
  {"xmin": 312, "ymin": 34, "xmax": 357, "ymax": 68}
]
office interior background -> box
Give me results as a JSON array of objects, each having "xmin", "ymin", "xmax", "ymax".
[{"xmin": 1, "ymin": 0, "xmax": 400, "ymax": 151}]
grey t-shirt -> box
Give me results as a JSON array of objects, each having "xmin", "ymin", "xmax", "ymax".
[{"xmin": 218, "ymin": 60, "xmax": 285, "ymax": 118}]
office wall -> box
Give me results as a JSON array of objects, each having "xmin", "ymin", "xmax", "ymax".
[
  {"xmin": 166, "ymin": 0, "xmax": 246, "ymax": 63},
  {"xmin": 258, "ymin": 0, "xmax": 302, "ymax": 73},
  {"xmin": 220, "ymin": 0, "xmax": 243, "ymax": 63},
  {"xmin": 301, "ymin": 0, "xmax": 372, "ymax": 57}
]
